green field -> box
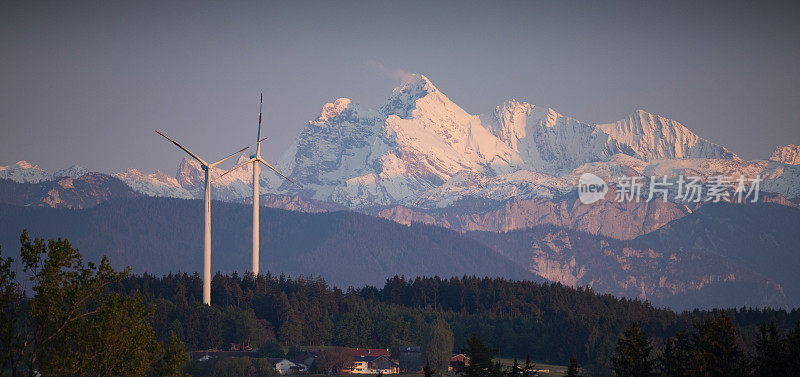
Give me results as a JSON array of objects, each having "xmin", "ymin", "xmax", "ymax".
[{"xmin": 495, "ymin": 358, "xmax": 569, "ymax": 377}]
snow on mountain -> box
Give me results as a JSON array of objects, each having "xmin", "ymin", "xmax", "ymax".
[
  {"xmin": 0, "ymin": 161, "xmax": 90, "ymax": 183},
  {"xmin": 482, "ymin": 100, "xmax": 636, "ymax": 175},
  {"xmin": 414, "ymin": 169, "xmax": 571, "ymax": 208},
  {"xmin": 0, "ymin": 161, "xmax": 53, "ymax": 183},
  {"xmin": 264, "ymin": 74, "xmax": 519, "ymax": 208},
  {"xmin": 562, "ymin": 154, "xmax": 648, "ymax": 185},
  {"xmin": 175, "ymin": 154, "xmax": 253, "ymax": 201},
  {"xmin": 261, "ymin": 74, "xmax": 746, "ymax": 208},
  {"xmin": 114, "ymin": 168, "xmax": 193, "ymax": 199},
  {"xmin": 54, "ymin": 165, "xmax": 89, "ymax": 179},
  {"xmin": 770, "ymin": 144, "xmax": 800, "ymax": 165},
  {"xmin": 596, "ymin": 110, "xmax": 737, "ymax": 161},
  {"xmin": 160, "ymin": 74, "xmax": 798, "ymax": 209}
]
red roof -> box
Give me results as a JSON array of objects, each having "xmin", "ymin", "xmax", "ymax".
[{"xmin": 349, "ymin": 348, "xmax": 391, "ymax": 358}]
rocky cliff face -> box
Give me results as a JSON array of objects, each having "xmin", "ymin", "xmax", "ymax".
[
  {"xmin": 770, "ymin": 144, "xmax": 800, "ymax": 165},
  {"xmin": 376, "ymin": 185, "xmax": 693, "ymax": 240},
  {"xmin": 469, "ymin": 225, "xmax": 787, "ymax": 310},
  {"xmin": 0, "ymin": 172, "xmax": 138, "ymax": 209}
]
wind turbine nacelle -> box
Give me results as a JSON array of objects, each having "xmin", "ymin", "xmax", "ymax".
[{"xmin": 250, "ymin": 154, "xmax": 257, "ymax": 159}]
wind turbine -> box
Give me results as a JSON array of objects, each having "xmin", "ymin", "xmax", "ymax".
[
  {"xmin": 155, "ymin": 130, "xmax": 251, "ymax": 305},
  {"xmin": 215, "ymin": 93, "xmax": 301, "ymax": 276}
]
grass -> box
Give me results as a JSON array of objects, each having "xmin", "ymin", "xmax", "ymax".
[{"xmin": 495, "ymin": 357, "xmax": 569, "ymax": 377}]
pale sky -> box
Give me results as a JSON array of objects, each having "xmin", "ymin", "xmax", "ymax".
[{"xmin": 1, "ymin": 0, "xmax": 798, "ymax": 174}]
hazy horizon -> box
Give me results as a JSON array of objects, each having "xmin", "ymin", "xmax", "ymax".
[{"xmin": 2, "ymin": 0, "xmax": 798, "ymax": 174}]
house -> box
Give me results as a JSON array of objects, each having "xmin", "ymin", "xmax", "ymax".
[
  {"xmin": 398, "ymin": 346, "xmax": 422, "ymax": 373},
  {"xmin": 344, "ymin": 355, "xmax": 400, "ymax": 375},
  {"xmin": 265, "ymin": 358, "xmax": 299, "ymax": 375},
  {"xmin": 449, "ymin": 354, "xmax": 470, "ymax": 373},
  {"xmin": 292, "ymin": 350, "xmax": 317, "ymax": 371}
]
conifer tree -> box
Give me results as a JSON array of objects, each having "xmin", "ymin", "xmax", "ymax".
[
  {"xmin": 689, "ymin": 312, "xmax": 750, "ymax": 377},
  {"xmin": 658, "ymin": 333, "xmax": 690, "ymax": 377},
  {"xmin": 753, "ymin": 322, "xmax": 787, "ymax": 377},
  {"xmin": 521, "ymin": 354, "xmax": 538, "ymax": 377},
  {"xmin": 610, "ymin": 323, "xmax": 657, "ymax": 377},
  {"xmin": 459, "ymin": 334, "xmax": 504, "ymax": 377},
  {"xmin": 565, "ymin": 358, "xmax": 582, "ymax": 377}
]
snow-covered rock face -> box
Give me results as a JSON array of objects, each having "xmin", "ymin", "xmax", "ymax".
[
  {"xmin": 770, "ymin": 144, "xmax": 800, "ymax": 165},
  {"xmin": 268, "ymin": 74, "xmax": 520, "ymax": 208},
  {"xmin": 54, "ymin": 165, "xmax": 89, "ymax": 179},
  {"xmin": 262, "ymin": 74, "xmax": 745, "ymax": 208},
  {"xmin": 114, "ymin": 168, "xmax": 193, "ymax": 199},
  {"xmin": 161, "ymin": 74, "xmax": 799, "ymax": 208},
  {"xmin": 0, "ymin": 161, "xmax": 54, "ymax": 183},
  {"xmin": 595, "ymin": 110, "xmax": 737, "ymax": 161},
  {"xmin": 174, "ymin": 155, "xmax": 253, "ymax": 201},
  {"xmin": 483, "ymin": 100, "xmax": 637, "ymax": 175},
  {"xmin": 0, "ymin": 161, "xmax": 88, "ymax": 183}
]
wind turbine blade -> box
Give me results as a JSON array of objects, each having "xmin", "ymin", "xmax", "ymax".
[
  {"xmin": 258, "ymin": 158, "xmax": 304, "ymax": 190},
  {"xmin": 210, "ymin": 144, "xmax": 252, "ymax": 167},
  {"xmin": 212, "ymin": 158, "xmax": 255, "ymax": 182},
  {"xmin": 155, "ymin": 130, "xmax": 207, "ymax": 166},
  {"xmin": 257, "ymin": 92, "xmax": 263, "ymax": 142}
]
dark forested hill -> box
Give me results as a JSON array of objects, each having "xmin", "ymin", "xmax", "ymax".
[
  {"xmin": 637, "ymin": 203, "xmax": 800, "ymax": 307},
  {"xmin": 0, "ymin": 198, "xmax": 537, "ymax": 287}
]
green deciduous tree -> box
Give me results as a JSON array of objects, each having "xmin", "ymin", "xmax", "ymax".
[
  {"xmin": 2, "ymin": 231, "xmax": 189, "ymax": 377},
  {"xmin": 424, "ymin": 317, "xmax": 454, "ymax": 375},
  {"xmin": 0, "ymin": 243, "xmax": 24, "ymax": 376},
  {"xmin": 314, "ymin": 346, "xmax": 353, "ymax": 373}
]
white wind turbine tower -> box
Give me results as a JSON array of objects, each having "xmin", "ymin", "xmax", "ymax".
[
  {"xmin": 216, "ymin": 93, "xmax": 302, "ymax": 276},
  {"xmin": 155, "ymin": 130, "xmax": 251, "ymax": 305}
]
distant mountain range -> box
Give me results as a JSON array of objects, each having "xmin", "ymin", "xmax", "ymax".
[
  {"xmin": 3, "ymin": 74, "xmax": 800, "ymax": 209},
  {"xmin": 2, "ymin": 73, "xmax": 799, "ymax": 310}
]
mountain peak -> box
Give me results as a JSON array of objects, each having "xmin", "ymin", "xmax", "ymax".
[
  {"xmin": 596, "ymin": 110, "xmax": 738, "ymax": 160},
  {"xmin": 309, "ymin": 98, "xmax": 352, "ymax": 126},
  {"xmin": 381, "ymin": 74, "xmax": 441, "ymax": 118},
  {"xmin": 15, "ymin": 160, "xmax": 35, "ymax": 169},
  {"xmin": 392, "ymin": 73, "xmax": 437, "ymax": 95}
]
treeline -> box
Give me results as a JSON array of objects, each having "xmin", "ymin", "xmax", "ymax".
[
  {"xmin": 609, "ymin": 314, "xmax": 800, "ymax": 376},
  {"xmin": 113, "ymin": 273, "xmax": 800, "ymax": 375},
  {"xmin": 4, "ymin": 230, "xmax": 800, "ymax": 376}
]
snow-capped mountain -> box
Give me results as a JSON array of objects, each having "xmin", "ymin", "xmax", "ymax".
[
  {"xmin": 0, "ymin": 161, "xmax": 88, "ymax": 183},
  {"xmin": 114, "ymin": 168, "xmax": 193, "ymax": 199},
  {"xmin": 175, "ymin": 154, "xmax": 253, "ymax": 201},
  {"xmin": 256, "ymin": 74, "xmax": 757, "ymax": 208},
  {"xmin": 595, "ymin": 110, "xmax": 737, "ymax": 161},
  {"xmin": 9, "ymin": 74, "xmax": 794, "ymax": 210},
  {"xmin": 263, "ymin": 74, "xmax": 519, "ymax": 208}
]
